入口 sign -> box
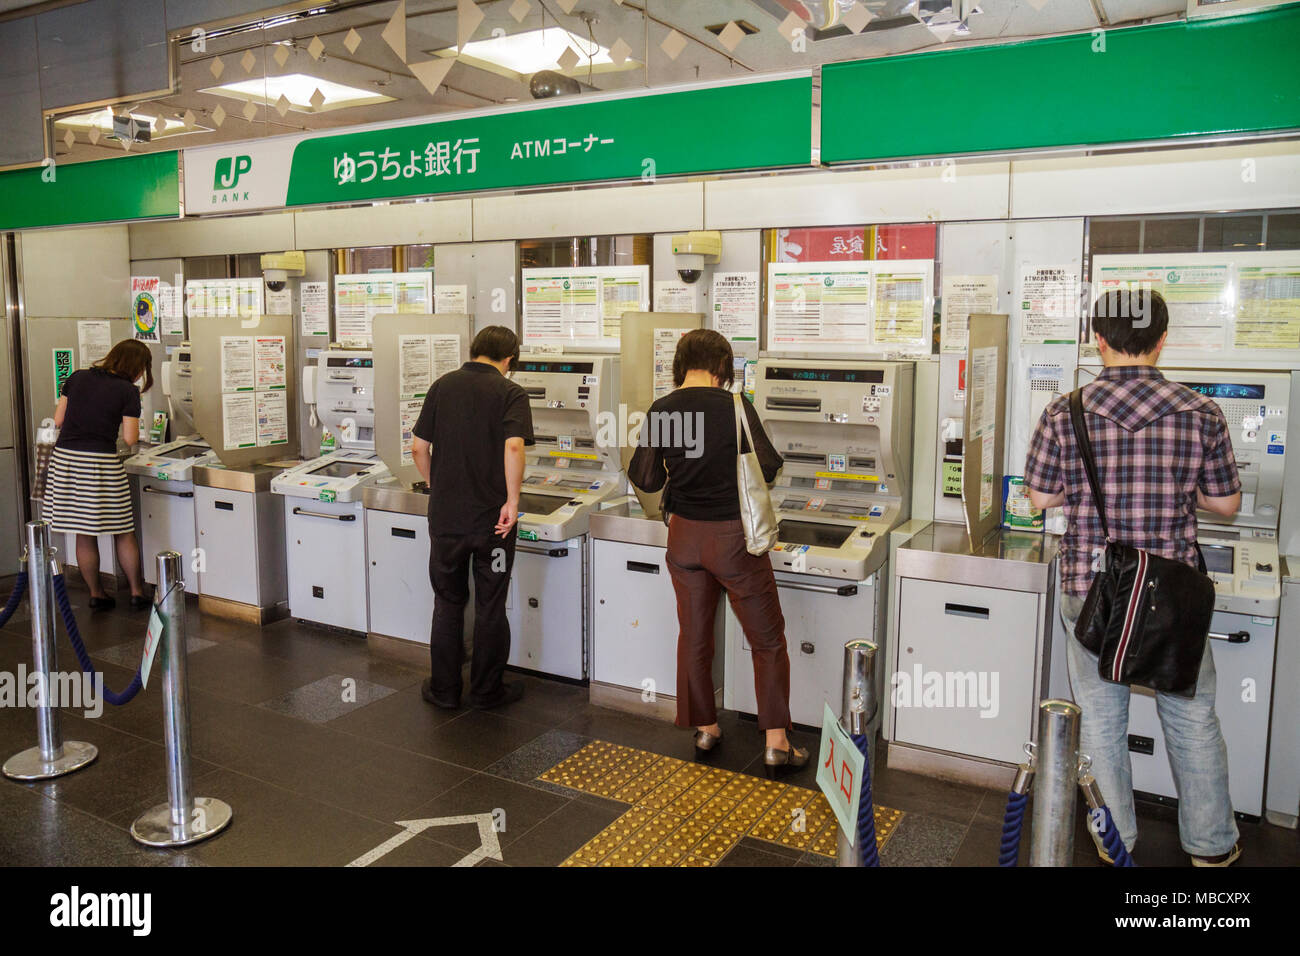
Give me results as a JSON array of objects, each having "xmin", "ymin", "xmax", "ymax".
[{"xmin": 816, "ymin": 701, "xmax": 865, "ymax": 841}]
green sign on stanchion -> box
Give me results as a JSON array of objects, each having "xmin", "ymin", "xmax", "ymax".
[{"xmin": 816, "ymin": 701, "xmax": 864, "ymax": 841}]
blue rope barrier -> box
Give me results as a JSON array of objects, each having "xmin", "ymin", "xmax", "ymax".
[
  {"xmin": 0, "ymin": 571, "xmax": 27, "ymax": 629},
  {"xmin": 999, "ymin": 791, "xmax": 1028, "ymax": 866},
  {"xmin": 51, "ymin": 573, "xmax": 144, "ymax": 707},
  {"xmin": 1095, "ymin": 804, "xmax": 1136, "ymax": 867},
  {"xmin": 850, "ymin": 733, "xmax": 880, "ymax": 867}
]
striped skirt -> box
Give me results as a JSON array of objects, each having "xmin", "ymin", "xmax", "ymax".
[{"xmin": 43, "ymin": 447, "xmax": 135, "ymax": 536}]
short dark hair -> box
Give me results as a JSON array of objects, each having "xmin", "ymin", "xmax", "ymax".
[
  {"xmin": 95, "ymin": 339, "xmax": 154, "ymax": 393},
  {"xmin": 470, "ymin": 325, "xmax": 520, "ymax": 368},
  {"xmin": 1091, "ymin": 289, "xmax": 1169, "ymax": 356},
  {"xmin": 672, "ymin": 328, "xmax": 734, "ymax": 389}
]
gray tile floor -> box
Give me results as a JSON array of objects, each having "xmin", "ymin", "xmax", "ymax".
[{"xmin": 0, "ymin": 576, "xmax": 1296, "ymax": 868}]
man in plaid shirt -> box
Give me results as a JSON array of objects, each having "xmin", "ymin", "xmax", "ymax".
[{"xmin": 1025, "ymin": 289, "xmax": 1242, "ymax": 867}]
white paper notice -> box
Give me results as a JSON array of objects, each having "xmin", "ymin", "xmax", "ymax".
[
  {"xmin": 653, "ymin": 328, "xmax": 689, "ymax": 400},
  {"xmin": 1093, "ymin": 261, "xmax": 1230, "ymax": 351},
  {"xmin": 872, "ymin": 270, "xmax": 929, "ymax": 348},
  {"xmin": 1019, "ymin": 265, "xmax": 1079, "ymax": 345},
  {"xmin": 654, "ymin": 279, "xmax": 700, "ymax": 314},
  {"xmin": 712, "ymin": 271, "xmax": 759, "ymax": 343},
  {"xmin": 399, "ymin": 334, "xmax": 434, "ymax": 400},
  {"xmin": 399, "ymin": 398, "xmax": 423, "ymax": 467},
  {"xmin": 220, "ymin": 336, "xmax": 255, "ymax": 392},
  {"xmin": 979, "ymin": 434, "xmax": 996, "ymax": 520},
  {"xmin": 256, "ymin": 390, "xmax": 288, "ymax": 447},
  {"xmin": 434, "ymin": 284, "xmax": 468, "ymax": 314},
  {"xmin": 221, "ymin": 392, "xmax": 257, "ymax": 450},
  {"xmin": 159, "ymin": 283, "xmax": 184, "ymax": 336},
  {"xmin": 767, "ymin": 264, "xmax": 872, "ymax": 351},
  {"xmin": 432, "ymin": 334, "xmax": 461, "ymax": 381},
  {"xmin": 254, "ymin": 336, "xmax": 287, "ymax": 389},
  {"xmin": 265, "ymin": 284, "xmax": 293, "ymax": 316},
  {"xmin": 300, "ymin": 281, "xmax": 330, "ymax": 337},
  {"xmin": 521, "ymin": 266, "xmax": 648, "ymax": 346},
  {"xmin": 969, "ymin": 345, "xmax": 998, "ymax": 439},
  {"xmin": 76, "ymin": 320, "xmax": 112, "ymax": 367},
  {"xmin": 941, "ymin": 275, "xmax": 998, "ymax": 355}
]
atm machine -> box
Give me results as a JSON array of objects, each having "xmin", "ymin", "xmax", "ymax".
[
  {"xmin": 507, "ymin": 354, "xmax": 623, "ymax": 681},
  {"xmin": 724, "ymin": 359, "xmax": 914, "ymax": 728},
  {"xmin": 272, "ymin": 349, "xmax": 389, "ymax": 633},
  {"xmin": 1077, "ymin": 368, "xmax": 1290, "ymax": 820},
  {"xmin": 124, "ymin": 343, "xmax": 217, "ymax": 594}
]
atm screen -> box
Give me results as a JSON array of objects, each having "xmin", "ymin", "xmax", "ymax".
[
  {"xmin": 777, "ymin": 519, "xmax": 854, "ymax": 549},
  {"xmin": 518, "ymin": 492, "xmax": 567, "ymax": 516},
  {"xmin": 158, "ymin": 444, "xmax": 208, "ymax": 459},
  {"xmin": 516, "ymin": 361, "xmax": 594, "ymax": 374},
  {"xmin": 1202, "ymin": 544, "xmax": 1234, "ymax": 575},
  {"xmin": 326, "ymin": 357, "xmax": 373, "ymax": 368},
  {"xmin": 1178, "ymin": 382, "xmax": 1265, "ymax": 400},
  {"xmin": 766, "ymin": 367, "xmax": 884, "ymax": 384},
  {"xmin": 308, "ymin": 461, "xmax": 371, "ymax": 479}
]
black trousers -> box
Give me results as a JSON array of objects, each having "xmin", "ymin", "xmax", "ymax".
[{"xmin": 427, "ymin": 528, "xmax": 516, "ymax": 704}]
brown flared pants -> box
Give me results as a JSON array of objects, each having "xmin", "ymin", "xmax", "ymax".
[{"xmin": 665, "ymin": 515, "xmax": 791, "ymax": 731}]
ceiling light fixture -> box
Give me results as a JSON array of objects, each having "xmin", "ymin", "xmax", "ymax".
[
  {"xmin": 54, "ymin": 108, "xmax": 212, "ymax": 138},
  {"xmin": 198, "ymin": 73, "xmax": 397, "ymax": 113},
  {"xmin": 429, "ymin": 26, "xmax": 639, "ymax": 79}
]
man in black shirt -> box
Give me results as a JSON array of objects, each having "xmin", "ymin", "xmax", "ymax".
[{"xmin": 411, "ymin": 326, "xmax": 534, "ymax": 709}]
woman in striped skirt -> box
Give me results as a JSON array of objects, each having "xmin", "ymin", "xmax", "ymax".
[{"xmin": 45, "ymin": 339, "xmax": 153, "ymax": 611}]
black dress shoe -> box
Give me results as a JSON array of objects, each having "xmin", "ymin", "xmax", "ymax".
[
  {"xmin": 468, "ymin": 682, "xmax": 524, "ymax": 709},
  {"xmin": 88, "ymin": 596, "xmax": 116, "ymax": 612},
  {"xmin": 421, "ymin": 678, "xmax": 460, "ymax": 709},
  {"xmin": 128, "ymin": 595, "xmax": 152, "ymax": 611}
]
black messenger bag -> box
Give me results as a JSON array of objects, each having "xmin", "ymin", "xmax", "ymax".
[{"xmin": 1069, "ymin": 388, "xmax": 1215, "ymax": 698}]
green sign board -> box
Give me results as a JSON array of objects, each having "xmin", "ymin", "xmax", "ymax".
[
  {"xmin": 52, "ymin": 348, "xmax": 73, "ymax": 403},
  {"xmin": 821, "ymin": 6, "xmax": 1300, "ymax": 163},
  {"xmin": 0, "ymin": 151, "xmax": 179, "ymax": 231},
  {"xmin": 184, "ymin": 76, "xmax": 813, "ymax": 213}
]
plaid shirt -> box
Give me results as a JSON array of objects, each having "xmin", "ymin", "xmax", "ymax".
[{"xmin": 1024, "ymin": 365, "xmax": 1241, "ymax": 598}]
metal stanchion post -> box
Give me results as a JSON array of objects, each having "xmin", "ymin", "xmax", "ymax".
[
  {"xmin": 131, "ymin": 552, "xmax": 232, "ymax": 847},
  {"xmin": 837, "ymin": 639, "xmax": 878, "ymax": 868},
  {"xmin": 1028, "ymin": 699, "xmax": 1081, "ymax": 867},
  {"xmin": 3, "ymin": 521, "xmax": 98, "ymax": 780}
]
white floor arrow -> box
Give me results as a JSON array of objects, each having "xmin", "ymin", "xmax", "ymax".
[{"xmin": 347, "ymin": 814, "xmax": 503, "ymax": 868}]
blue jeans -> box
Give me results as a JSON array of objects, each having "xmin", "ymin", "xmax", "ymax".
[{"xmin": 1060, "ymin": 593, "xmax": 1238, "ymax": 857}]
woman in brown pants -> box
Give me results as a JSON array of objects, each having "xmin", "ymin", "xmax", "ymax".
[{"xmin": 628, "ymin": 330, "xmax": 808, "ymax": 778}]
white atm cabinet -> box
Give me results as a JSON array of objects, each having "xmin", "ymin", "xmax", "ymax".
[
  {"xmin": 1267, "ymin": 558, "xmax": 1300, "ymax": 827},
  {"xmin": 365, "ymin": 505, "xmax": 434, "ymax": 643},
  {"xmin": 888, "ymin": 523, "xmax": 1058, "ymax": 789},
  {"xmin": 590, "ymin": 521, "xmax": 714, "ymax": 721},
  {"xmin": 284, "ymin": 497, "xmax": 369, "ymax": 634},
  {"xmin": 893, "ymin": 578, "xmax": 1043, "ymax": 764},
  {"xmin": 1128, "ymin": 611, "xmax": 1277, "ymax": 820},
  {"xmin": 193, "ymin": 467, "xmax": 288, "ymax": 622},
  {"xmin": 135, "ymin": 477, "xmax": 199, "ymax": 594},
  {"xmin": 725, "ymin": 570, "xmax": 884, "ymax": 730},
  {"xmin": 507, "ymin": 538, "xmax": 586, "ymax": 681}
]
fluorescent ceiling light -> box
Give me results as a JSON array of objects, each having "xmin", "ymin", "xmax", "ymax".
[
  {"xmin": 198, "ymin": 73, "xmax": 395, "ymax": 113},
  {"xmin": 55, "ymin": 108, "xmax": 211, "ymax": 138},
  {"xmin": 431, "ymin": 26, "xmax": 639, "ymax": 79}
]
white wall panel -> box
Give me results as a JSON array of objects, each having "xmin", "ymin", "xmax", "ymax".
[
  {"xmin": 128, "ymin": 212, "xmax": 296, "ymax": 259},
  {"xmin": 1010, "ymin": 141, "xmax": 1300, "ymax": 219},
  {"xmin": 704, "ymin": 162, "xmax": 1011, "ymax": 230},
  {"xmin": 294, "ymin": 199, "xmax": 472, "ymax": 250},
  {"xmin": 473, "ymin": 181, "xmax": 703, "ymax": 240}
]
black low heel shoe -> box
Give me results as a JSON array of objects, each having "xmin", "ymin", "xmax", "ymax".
[
  {"xmin": 693, "ymin": 730, "xmax": 722, "ymax": 762},
  {"xmin": 763, "ymin": 743, "xmax": 810, "ymax": 779},
  {"xmin": 128, "ymin": 595, "xmax": 152, "ymax": 611},
  {"xmin": 87, "ymin": 596, "xmax": 116, "ymax": 612}
]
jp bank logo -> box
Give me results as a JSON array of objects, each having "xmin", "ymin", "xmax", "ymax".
[{"xmin": 213, "ymin": 155, "xmax": 252, "ymax": 189}]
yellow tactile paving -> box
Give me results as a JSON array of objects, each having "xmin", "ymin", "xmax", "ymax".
[{"xmin": 541, "ymin": 739, "xmax": 904, "ymax": 867}]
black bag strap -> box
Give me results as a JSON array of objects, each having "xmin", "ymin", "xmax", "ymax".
[{"xmin": 1068, "ymin": 387, "xmax": 1111, "ymax": 542}]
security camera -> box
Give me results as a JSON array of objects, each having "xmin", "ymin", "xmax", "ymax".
[
  {"xmin": 671, "ymin": 231, "xmax": 720, "ymax": 285},
  {"xmin": 259, "ymin": 251, "xmax": 305, "ymax": 292}
]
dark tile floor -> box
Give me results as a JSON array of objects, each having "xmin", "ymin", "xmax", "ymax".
[{"xmin": 0, "ymin": 576, "xmax": 1296, "ymax": 867}]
